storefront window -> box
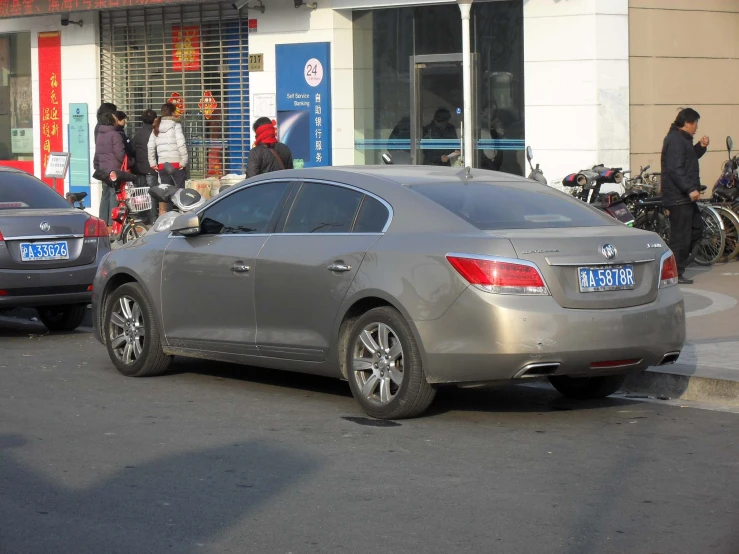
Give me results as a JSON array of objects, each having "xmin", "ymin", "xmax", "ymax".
[
  {"xmin": 100, "ymin": 2, "xmax": 249, "ymax": 179},
  {"xmin": 353, "ymin": 2, "xmax": 524, "ymax": 174},
  {"xmin": 0, "ymin": 32, "xmax": 33, "ymax": 165}
]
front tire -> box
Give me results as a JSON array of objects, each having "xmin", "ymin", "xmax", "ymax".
[
  {"xmin": 549, "ymin": 374, "xmax": 626, "ymax": 400},
  {"xmin": 36, "ymin": 304, "xmax": 87, "ymax": 331},
  {"xmin": 346, "ymin": 306, "xmax": 436, "ymax": 419},
  {"xmin": 104, "ymin": 282, "xmax": 172, "ymax": 377}
]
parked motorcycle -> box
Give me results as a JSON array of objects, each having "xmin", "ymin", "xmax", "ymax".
[
  {"xmin": 562, "ymin": 165, "xmax": 635, "ymax": 226},
  {"xmin": 148, "ymin": 164, "xmax": 206, "ymax": 234},
  {"xmin": 94, "ymin": 168, "xmax": 151, "ymax": 244}
]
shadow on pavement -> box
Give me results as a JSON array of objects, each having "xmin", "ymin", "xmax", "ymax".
[
  {"xmin": 0, "ymin": 433, "xmax": 318, "ymax": 554},
  {"xmin": 170, "ymin": 357, "xmax": 638, "ymax": 417}
]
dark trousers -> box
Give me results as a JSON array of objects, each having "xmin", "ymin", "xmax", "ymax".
[{"xmin": 669, "ymin": 203, "xmax": 703, "ymax": 276}]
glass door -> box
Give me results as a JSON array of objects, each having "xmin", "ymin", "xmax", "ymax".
[{"xmin": 410, "ymin": 54, "xmax": 463, "ymax": 166}]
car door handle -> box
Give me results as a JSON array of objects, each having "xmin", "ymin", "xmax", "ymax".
[
  {"xmin": 327, "ymin": 263, "xmax": 352, "ymax": 272},
  {"xmin": 231, "ymin": 263, "xmax": 250, "ymax": 273}
]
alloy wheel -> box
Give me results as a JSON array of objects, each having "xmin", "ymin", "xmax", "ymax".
[
  {"xmin": 108, "ymin": 295, "xmax": 145, "ymax": 365},
  {"xmin": 352, "ymin": 322, "xmax": 404, "ymax": 405}
]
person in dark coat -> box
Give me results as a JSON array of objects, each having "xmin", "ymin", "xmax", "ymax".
[
  {"xmin": 660, "ymin": 107, "xmax": 710, "ymax": 284},
  {"xmin": 94, "ymin": 102, "xmax": 117, "ymax": 141},
  {"xmin": 115, "ymin": 110, "xmax": 136, "ymax": 165},
  {"xmin": 133, "ymin": 109, "xmax": 159, "ymax": 222},
  {"xmin": 422, "ymin": 108, "xmax": 459, "ymax": 166},
  {"xmin": 94, "ymin": 111, "xmax": 126, "ymax": 229},
  {"xmin": 246, "ymin": 117, "xmax": 293, "ymax": 177}
]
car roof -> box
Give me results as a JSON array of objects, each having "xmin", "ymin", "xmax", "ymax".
[
  {"xmin": 0, "ymin": 166, "xmax": 31, "ymax": 175},
  {"xmin": 248, "ymin": 165, "xmax": 532, "ymax": 188},
  {"xmin": 241, "ymin": 166, "xmax": 535, "ymax": 235}
]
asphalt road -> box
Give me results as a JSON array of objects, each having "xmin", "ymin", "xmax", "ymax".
[{"xmin": 1, "ymin": 314, "xmax": 738, "ymax": 554}]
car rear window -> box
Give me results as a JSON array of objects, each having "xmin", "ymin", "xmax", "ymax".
[
  {"xmin": 408, "ymin": 182, "xmax": 614, "ymax": 230},
  {"xmin": 0, "ymin": 172, "xmax": 70, "ymax": 210}
]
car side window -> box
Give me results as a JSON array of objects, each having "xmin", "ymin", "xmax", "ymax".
[
  {"xmin": 352, "ymin": 196, "xmax": 389, "ymax": 233},
  {"xmin": 282, "ymin": 182, "xmax": 363, "ymax": 234},
  {"xmin": 200, "ymin": 182, "xmax": 291, "ymax": 235}
]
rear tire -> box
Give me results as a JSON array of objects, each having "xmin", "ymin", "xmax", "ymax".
[
  {"xmin": 346, "ymin": 306, "xmax": 436, "ymax": 419},
  {"xmin": 549, "ymin": 374, "xmax": 626, "ymax": 400},
  {"xmin": 36, "ymin": 304, "xmax": 87, "ymax": 331},
  {"xmin": 103, "ymin": 282, "xmax": 172, "ymax": 377}
]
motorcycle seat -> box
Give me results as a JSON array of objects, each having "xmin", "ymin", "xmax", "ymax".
[
  {"xmin": 637, "ymin": 197, "xmax": 663, "ymax": 207},
  {"xmin": 68, "ymin": 192, "xmax": 87, "ymax": 202},
  {"xmin": 713, "ymin": 187, "xmax": 739, "ymax": 202}
]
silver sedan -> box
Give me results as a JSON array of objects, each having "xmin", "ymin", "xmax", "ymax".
[{"xmin": 92, "ymin": 167, "xmax": 685, "ymax": 419}]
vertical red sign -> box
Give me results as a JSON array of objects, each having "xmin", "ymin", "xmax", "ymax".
[{"xmin": 38, "ymin": 31, "xmax": 62, "ymax": 192}]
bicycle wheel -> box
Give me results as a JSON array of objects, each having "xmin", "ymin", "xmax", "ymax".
[
  {"xmin": 714, "ymin": 206, "xmax": 739, "ymax": 262},
  {"xmin": 634, "ymin": 208, "xmax": 670, "ymax": 244},
  {"xmin": 692, "ymin": 204, "xmax": 726, "ymax": 266},
  {"xmin": 122, "ymin": 222, "xmax": 149, "ymax": 244}
]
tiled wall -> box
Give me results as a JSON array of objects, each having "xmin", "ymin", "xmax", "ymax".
[
  {"xmin": 524, "ymin": 0, "xmax": 630, "ymax": 184},
  {"xmin": 630, "ymin": 0, "xmax": 739, "ymax": 185}
]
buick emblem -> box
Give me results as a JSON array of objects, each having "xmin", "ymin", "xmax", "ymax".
[
  {"xmin": 601, "ymin": 244, "xmax": 617, "ymax": 260},
  {"xmin": 40, "ymin": 221, "xmax": 51, "ymax": 232}
]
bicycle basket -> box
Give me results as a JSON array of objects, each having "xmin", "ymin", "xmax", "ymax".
[{"xmin": 127, "ymin": 187, "xmax": 152, "ymax": 213}]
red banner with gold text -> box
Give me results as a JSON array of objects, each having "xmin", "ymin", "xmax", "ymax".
[{"xmin": 38, "ymin": 32, "xmax": 63, "ymax": 193}]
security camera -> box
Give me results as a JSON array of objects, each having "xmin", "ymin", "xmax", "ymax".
[
  {"xmin": 61, "ymin": 13, "xmax": 83, "ymax": 27},
  {"xmin": 295, "ymin": 0, "xmax": 318, "ymax": 8},
  {"xmin": 232, "ymin": 0, "xmax": 265, "ymax": 12}
]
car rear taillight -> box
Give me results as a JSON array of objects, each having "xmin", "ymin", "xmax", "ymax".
[
  {"xmin": 446, "ymin": 254, "xmax": 549, "ymax": 295},
  {"xmin": 0, "ymin": 228, "xmax": 4, "ymax": 241},
  {"xmin": 84, "ymin": 216, "xmax": 109, "ymax": 238},
  {"xmin": 659, "ymin": 251, "xmax": 678, "ymax": 288}
]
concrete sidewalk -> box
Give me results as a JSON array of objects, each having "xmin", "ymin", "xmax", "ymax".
[{"xmin": 623, "ymin": 264, "xmax": 739, "ymax": 406}]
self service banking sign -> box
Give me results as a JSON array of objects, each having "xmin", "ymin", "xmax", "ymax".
[{"xmin": 276, "ymin": 42, "xmax": 332, "ymax": 168}]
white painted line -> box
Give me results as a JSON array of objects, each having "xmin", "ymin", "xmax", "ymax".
[{"xmin": 681, "ymin": 287, "xmax": 737, "ymax": 318}]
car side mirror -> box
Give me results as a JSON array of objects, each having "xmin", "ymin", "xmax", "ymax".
[
  {"xmin": 171, "ymin": 213, "xmax": 201, "ymax": 236},
  {"xmin": 526, "ymin": 146, "xmax": 533, "ymax": 162},
  {"xmin": 727, "ymin": 136, "xmax": 734, "ymax": 157}
]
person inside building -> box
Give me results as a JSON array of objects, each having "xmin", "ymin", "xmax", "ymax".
[
  {"xmin": 114, "ymin": 110, "xmax": 136, "ymax": 168},
  {"xmin": 246, "ymin": 117, "xmax": 293, "ymax": 177},
  {"xmin": 148, "ymin": 102, "xmax": 188, "ymax": 194},
  {"xmin": 660, "ymin": 107, "xmax": 710, "ymax": 285},
  {"xmin": 422, "ymin": 107, "xmax": 460, "ymax": 166},
  {"xmin": 93, "ymin": 110, "xmax": 126, "ymax": 232},
  {"xmin": 133, "ymin": 109, "xmax": 159, "ymax": 222}
]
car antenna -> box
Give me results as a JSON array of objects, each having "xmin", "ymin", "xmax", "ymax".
[{"xmin": 457, "ymin": 166, "xmax": 473, "ymax": 182}]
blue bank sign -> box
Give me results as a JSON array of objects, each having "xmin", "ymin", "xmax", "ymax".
[{"xmin": 275, "ymin": 42, "xmax": 332, "ymax": 168}]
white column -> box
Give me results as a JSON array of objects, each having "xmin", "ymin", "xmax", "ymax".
[{"xmin": 458, "ymin": 0, "xmax": 473, "ymax": 168}]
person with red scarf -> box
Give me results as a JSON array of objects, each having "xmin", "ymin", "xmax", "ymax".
[{"xmin": 246, "ymin": 117, "xmax": 293, "ymax": 177}]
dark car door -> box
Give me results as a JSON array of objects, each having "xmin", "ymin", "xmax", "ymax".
[
  {"xmin": 161, "ymin": 180, "xmax": 294, "ymax": 355},
  {"xmin": 254, "ymin": 180, "xmax": 391, "ymax": 361}
]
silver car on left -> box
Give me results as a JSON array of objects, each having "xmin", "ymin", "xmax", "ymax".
[{"xmin": 0, "ymin": 167, "xmax": 111, "ymax": 331}]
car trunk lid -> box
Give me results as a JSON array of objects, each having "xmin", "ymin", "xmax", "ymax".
[
  {"xmin": 0, "ymin": 209, "xmax": 98, "ymax": 269},
  {"xmin": 489, "ymin": 226, "xmax": 662, "ymax": 309}
]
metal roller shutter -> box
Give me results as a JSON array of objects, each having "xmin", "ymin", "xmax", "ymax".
[{"xmin": 100, "ymin": 2, "xmax": 250, "ymax": 179}]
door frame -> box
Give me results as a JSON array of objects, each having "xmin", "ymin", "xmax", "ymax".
[{"xmin": 409, "ymin": 53, "xmax": 478, "ymax": 167}]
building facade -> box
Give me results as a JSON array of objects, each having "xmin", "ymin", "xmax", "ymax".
[{"xmin": 0, "ymin": 0, "xmax": 734, "ymax": 215}]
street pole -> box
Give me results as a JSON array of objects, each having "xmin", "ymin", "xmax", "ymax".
[{"xmin": 459, "ymin": 0, "xmax": 473, "ymax": 168}]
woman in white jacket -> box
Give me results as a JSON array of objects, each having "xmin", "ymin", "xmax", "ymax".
[{"xmin": 148, "ymin": 102, "xmax": 188, "ymax": 192}]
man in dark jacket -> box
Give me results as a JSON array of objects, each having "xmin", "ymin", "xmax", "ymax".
[
  {"xmin": 133, "ymin": 109, "xmax": 159, "ymax": 223},
  {"xmin": 422, "ymin": 108, "xmax": 459, "ymax": 166},
  {"xmin": 246, "ymin": 117, "xmax": 293, "ymax": 176},
  {"xmin": 661, "ymin": 107, "xmax": 710, "ymax": 284}
]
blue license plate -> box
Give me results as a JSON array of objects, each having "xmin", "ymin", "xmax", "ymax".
[
  {"xmin": 20, "ymin": 241, "xmax": 69, "ymax": 262},
  {"xmin": 578, "ymin": 266, "xmax": 635, "ymax": 292}
]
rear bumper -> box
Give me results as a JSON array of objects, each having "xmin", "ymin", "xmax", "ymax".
[
  {"xmin": 415, "ymin": 286, "xmax": 686, "ymax": 384},
  {"xmin": 0, "ymin": 264, "xmax": 98, "ymax": 308}
]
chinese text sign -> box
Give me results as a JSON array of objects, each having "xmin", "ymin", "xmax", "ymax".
[{"xmin": 38, "ymin": 32, "xmax": 63, "ymax": 192}]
